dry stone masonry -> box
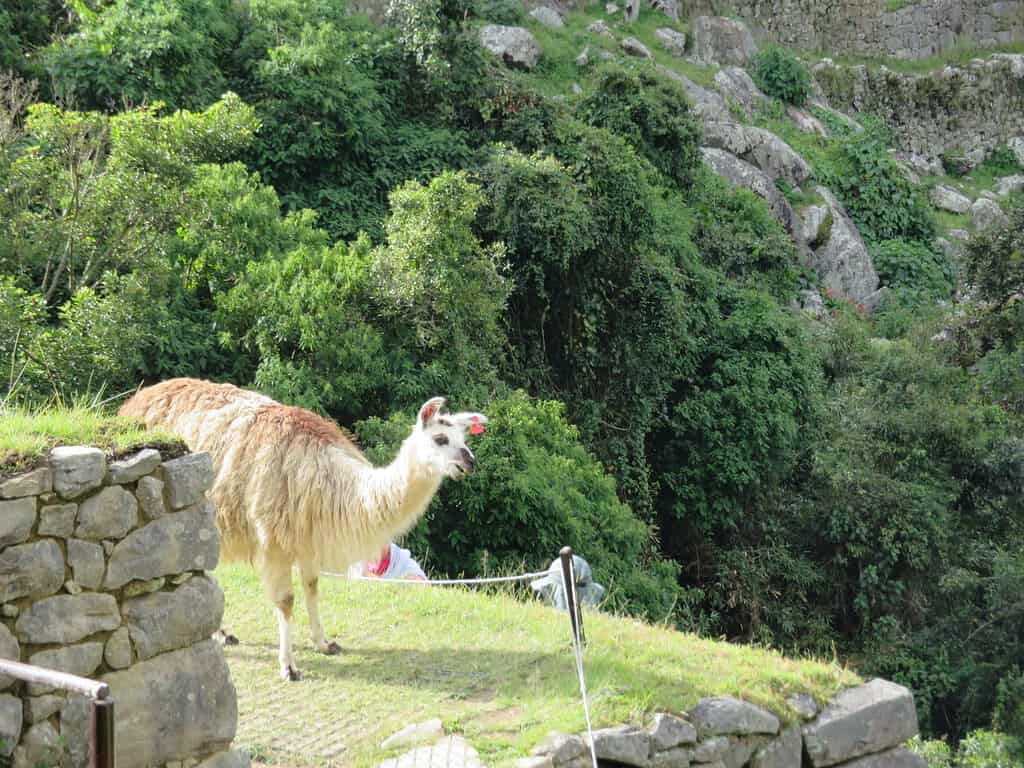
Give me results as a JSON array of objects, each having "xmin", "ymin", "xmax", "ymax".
[{"xmin": 0, "ymin": 448, "xmax": 243, "ymax": 768}]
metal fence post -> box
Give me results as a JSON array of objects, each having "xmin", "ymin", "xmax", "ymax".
[
  {"xmin": 91, "ymin": 697, "xmax": 115, "ymax": 768},
  {"xmin": 559, "ymin": 546, "xmax": 586, "ymax": 647}
]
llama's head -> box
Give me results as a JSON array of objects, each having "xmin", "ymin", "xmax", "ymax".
[{"xmin": 410, "ymin": 397, "xmax": 487, "ymax": 480}]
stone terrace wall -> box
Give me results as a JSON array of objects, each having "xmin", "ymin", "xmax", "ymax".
[
  {"xmin": 814, "ymin": 54, "xmax": 1024, "ymax": 164},
  {"xmin": 0, "ymin": 447, "xmax": 243, "ymax": 768},
  {"xmin": 681, "ymin": 0, "xmax": 1024, "ymax": 59}
]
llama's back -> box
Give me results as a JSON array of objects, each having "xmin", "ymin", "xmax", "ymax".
[{"xmin": 119, "ymin": 378, "xmax": 368, "ymax": 563}]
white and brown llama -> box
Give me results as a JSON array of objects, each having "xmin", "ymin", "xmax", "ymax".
[{"xmin": 119, "ymin": 378, "xmax": 486, "ymax": 681}]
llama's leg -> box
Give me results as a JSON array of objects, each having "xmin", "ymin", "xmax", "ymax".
[
  {"xmin": 259, "ymin": 551, "xmax": 301, "ymax": 681},
  {"xmin": 299, "ymin": 560, "xmax": 341, "ymax": 655}
]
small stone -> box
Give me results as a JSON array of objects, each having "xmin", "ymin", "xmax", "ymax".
[
  {"xmin": 50, "ymin": 446, "xmax": 105, "ymax": 500},
  {"xmin": 27, "ymin": 643, "xmax": 104, "ymax": 695},
  {"xmin": 0, "ymin": 467, "xmax": 51, "ymax": 499},
  {"xmin": 531, "ymin": 732, "xmax": 585, "ymax": 763},
  {"xmin": 588, "ymin": 20, "xmax": 612, "ymax": 36},
  {"xmin": 0, "ymin": 694, "xmax": 20, "ymax": 757},
  {"xmin": 651, "ymin": 713, "xmax": 697, "ymax": 751},
  {"xmin": 171, "ymin": 572, "xmax": 194, "ymax": 585},
  {"xmin": 108, "ymin": 449, "xmax": 162, "ymax": 484},
  {"xmin": 16, "ymin": 593, "xmax": 121, "ymax": 644},
  {"xmin": 38, "ymin": 503, "xmax": 77, "ymax": 538},
  {"xmin": 135, "ymin": 476, "xmax": 166, "ymax": 520},
  {"xmin": 723, "ymin": 736, "xmax": 770, "ymax": 768},
  {"xmin": 0, "ymin": 540, "xmax": 65, "ymax": 603},
  {"xmin": 1, "ymin": 605, "xmax": 16, "ymax": 619},
  {"xmin": 68, "ymin": 539, "xmax": 106, "ymax": 590},
  {"xmin": 159, "ymin": 453, "xmax": 214, "ymax": 510},
  {"xmin": 586, "ymin": 726, "xmax": 651, "ymax": 767},
  {"xmin": 380, "ymin": 718, "xmax": 444, "ymax": 749},
  {"xmin": 529, "ymin": 6, "xmax": 563, "ymax": 28},
  {"xmin": 76, "ymin": 485, "xmax": 138, "ymax": 540},
  {"xmin": 948, "ymin": 228, "xmax": 971, "ymax": 242},
  {"xmin": 693, "ymin": 736, "xmax": 730, "ymax": 762},
  {"xmin": 571, "ymin": 83, "xmax": 583, "ymax": 95},
  {"xmin": 123, "ymin": 576, "xmax": 224, "ymax": 660},
  {"xmin": 655, "ymin": 28, "xmax": 686, "ymax": 56},
  {"xmin": 690, "ymin": 697, "xmax": 780, "ymax": 738},
  {"xmin": 0, "ymin": 497, "xmax": 36, "ymax": 547},
  {"xmin": 970, "ymin": 197, "xmax": 1009, "ymax": 232},
  {"xmin": 576, "ymin": 47, "xmax": 589, "ymax": 67},
  {"xmin": 24, "ymin": 694, "xmax": 64, "ymax": 724},
  {"xmin": 751, "ymin": 727, "xmax": 801, "ymax": 768},
  {"xmin": 785, "ymin": 693, "xmax": 818, "ymax": 720},
  {"xmin": 0, "ymin": 624, "xmax": 19, "ymax": 690},
  {"xmin": 653, "ymin": 748, "xmax": 690, "ymax": 768},
  {"xmin": 64, "ymin": 579, "xmax": 83, "ymax": 595},
  {"xmin": 122, "ymin": 577, "xmax": 166, "ymax": 598},
  {"xmin": 1009, "ymin": 136, "xmax": 1024, "ymax": 167},
  {"xmin": 622, "ymin": 37, "xmax": 652, "ymax": 58},
  {"xmin": 996, "ymin": 174, "xmax": 1024, "ymax": 196},
  {"xmin": 102, "ymin": 540, "xmax": 115, "ymax": 556},
  {"xmin": 929, "ymin": 184, "xmax": 972, "ymax": 213},
  {"xmin": 104, "ymin": 627, "xmax": 132, "ymax": 670}
]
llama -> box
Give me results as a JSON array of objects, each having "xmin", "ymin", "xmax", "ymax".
[{"xmin": 119, "ymin": 378, "xmax": 486, "ymax": 681}]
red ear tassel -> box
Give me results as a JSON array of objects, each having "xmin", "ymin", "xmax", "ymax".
[{"xmin": 470, "ymin": 423, "xmax": 485, "ymax": 435}]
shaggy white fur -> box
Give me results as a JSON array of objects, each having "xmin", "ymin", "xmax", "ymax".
[{"xmin": 120, "ymin": 378, "xmax": 486, "ymax": 680}]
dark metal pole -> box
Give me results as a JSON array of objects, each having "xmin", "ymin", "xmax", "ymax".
[
  {"xmin": 91, "ymin": 697, "xmax": 115, "ymax": 768},
  {"xmin": 559, "ymin": 546, "xmax": 586, "ymax": 648}
]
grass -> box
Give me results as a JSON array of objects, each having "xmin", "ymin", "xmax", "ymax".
[
  {"xmin": 824, "ymin": 39, "xmax": 1024, "ymax": 75},
  {"xmin": 217, "ymin": 562, "xmax": 859, "ymax": 768},
  {"xmin": 0, "ymin": 405, "xmax": 185, "ymax": 477}
]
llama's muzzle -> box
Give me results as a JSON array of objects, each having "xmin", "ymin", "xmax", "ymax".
[{"xmin": 457, "ymin": 448, "xmax": 476, "ymax": 475}]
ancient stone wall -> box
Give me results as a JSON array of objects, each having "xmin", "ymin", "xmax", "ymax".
[
  {"xmin": 681, "ymin": 0, "xmax": 1024, "ymax": 59},
  {"xmin": 814, "ymin": 53, "xmax": 1024, "ymax": 163},
  {"xmin": 0, "ymin": 448, "xmax": 243, "ymax": 768}
]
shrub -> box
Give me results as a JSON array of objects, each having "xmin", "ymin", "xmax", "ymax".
[
  {"xmin": 474, "ymin": 0, "xmax": 525, "ymax": 24},
  {"xmin": 872, "ymin": 239, "xmax": 955, "ymax": 298},
  {"xmin": 751, "ymin": 45, "xmax": 811, "ymax": 106}
]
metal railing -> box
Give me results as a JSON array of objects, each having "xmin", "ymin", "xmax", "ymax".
[{"xmin": 0, "ymin": 659, "xmax": 113, "ymax": 768}]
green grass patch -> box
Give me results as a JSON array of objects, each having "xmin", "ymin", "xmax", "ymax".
[
  {"xmin": 217, "ymin": 562, "xmax": 859, "ymax": 768},
  {"xmin": 0, "ymin": 405, "xmax": 185, "ymax": 477},
  {"xmin": 824, "ymin": 40, "xmax": 1024, "ymax": 75}
]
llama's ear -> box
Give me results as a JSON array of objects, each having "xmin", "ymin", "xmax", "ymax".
[{"xmin": 418, "ymin": 397, "xmax": 446, "ymax": 429}]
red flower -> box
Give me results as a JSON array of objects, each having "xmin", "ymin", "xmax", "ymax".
[{"xmin": 826, "ymin": 289, "xmax": 835, "ymax": 299}]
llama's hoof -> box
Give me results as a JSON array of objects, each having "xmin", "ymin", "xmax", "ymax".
[
  {"xmin": 281, "ymin": 666, "xmax": 302, "ymax": 682},
  {"xmin": 215, "ymin": 630, "xmax": 239, "ymax": 647},
  {"xmin": 321, "ymin": 641, "xmax": 342, "ymax": 656}
]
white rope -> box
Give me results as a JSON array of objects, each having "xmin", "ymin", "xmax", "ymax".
[
  {"xmin": 321, "ymin": 569, "xmax": 550, "ymax": 586},
  {"xmin": 563, "ymin": 559, "xmax": 598, "ymax": 768}
]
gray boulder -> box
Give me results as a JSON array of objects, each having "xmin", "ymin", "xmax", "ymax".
[
  {"xmin": 100, "ymin": 640, "xmax": 237, "ymax": 768},
  {"xmin": 838, "ymin": 748, "xmax": 927, "ymax": 768},
  {"xmin": 104, "ymin": 626, "xmax": 133, "ymax": 670},
  {"xmin": 651, "ymin": 713, "xmax": 697, "ymax": 751},
  {"xmin": 0, "ymin": 467, "xmax": 51, "ymax": 499},
  {"xmin": 585, "ymin": 726, "xmax": 651, "ymax": 767},
  {"xmin": 38, "ymin": 503, "xmax": 76, "ymax": 538},
  {"xmin": 785, "ymin": 693, "xmax": 819, "ymax": 720},
  {"xmin": 650, "ymin": 0, "xmax": 679, "ymax": 20},
  {"xmin": 714, "ymin": 67, "xmax": 766, "ymax": 118},
  {"xmin": 107, "ymin": 449, "xmax": 162, "ymax": 484},
  {"xmin": 531, "ymin": 732, "xmax": 585, "ymax": 763},
  {"xmin": 135, "ymin": 475, "xmax": 166, "ymax": 520},
  {"xmin": 802, "ymin": 679, "xmax": 919, "ymax": 768},
  {"xmin": 657, "ymin": 67, "xmax": 729, "ymax": 122},
  {"xmin": 750, "ymin": 727, "xmax": 801, "ymax": 768},
  {"xmin": 529, "ymin": 6, "xmax": 563, "ymax": 28},
  {"xmin": 996, "ymin": 175, "xmax": 1024, "ymax": 196},
  {"xmin": 50, "ymin": 446, "xmax": 105, "ymax": 499},
  {"xmin": 930, "ymin": 185, "xmax": 971, "ymax": 213},
  {"xmin": 27, "ymin": 643, "xmax": 104, "ymax": 695},
  {"xmin": 800, "ymin": 204, "xmax": 831, "ymax": 249},
  {"xmin": 0, "ymin": 497, "xmax": 35, "ymax": 547},
  {"xmin": 587, "ymin": 20, "xmax": 612, "ymax": 36},
  {"xmin": 652, "ymin": 748, "xmax": 689, "ymax": 768},
  {"xmin": 810, "ymin": 187, "xmax": 882, "ymax": 309},
  {"xmin": 689, "ymin": 16, "xmax": 757, "ymax": 66},
  {"xmin": 68, "ymin": 538, "xmax": 106, "ymax": 590},
  {"xmin": 655, "ymin": 28, "xmax": 687, "ymax": 57},
  {"xmin": 197, "ymin": 750, "xmax": 252, "ymax": 768},
  {"xmin": 15, "ymin": 593, "xmax": 120, "ymax": 644},
  {"xmin": 375, "ymin": 735, "xmax": 482, "ymax": 768},
  {"xmin": 24, "ymin": 694, "xmax": 63, "ymax": 724},
  {"xmin": 624, "ymin": 0, "xmax": 639, "ymax": 22},
  {"xmin": 622, "ymin": 37, "xmax": 652, "ymax": 58},
  {"xmin": 723, "ymin": 737, "xmax": 770, "ymax": 768},
  {"xmin": 122, "ymin": 576, "xmax": 225, "ymax": 661},
  {"xmin": 0, "ymin": 694, "xmax": 20, "ymax": 757},
  {"xmin": 1008, "ymin": 136, "xmax": 1024, "ymax": 166},
  {"xmin": 971, "ymin": 198, "xmax": 1009, "ymax": 232},
  {"xmin": 76, "ymin": 485, "xmax": 138, "ymax": 540},
  {"xmin": 689, "ymin": 697, "xmax": 779, "ymax": 738},
  {"xmin": 693, "ymin": 735, "xmax": 730, "ymax": 762},
  {"xmin": 160, "ymin": 453, "xmax": 213, "ymax": 510},
  {"xmin": 786, "ymin": 106, "xmax": 827, "ymax": 136},
  {"xmin": 702, "ymin": 122, "xmax": 812, "ymax": 188},
  {"xmin": 0, "ymin": 624, "xmax": 18, "ymax": 690},
  {"xmin": 701, "ymin": 148, "xmax": 802, "ymax": 237},
  {"xmin": 480, "ymin": 25, "xmax": 542, "ymax": 69},
  {"xmin": 104, "ymin": 499, "xmax": 220, "ymax": 589},
  {"xmin": 0, "ymin": 540, "xmax": 65, "ymax": 603}
]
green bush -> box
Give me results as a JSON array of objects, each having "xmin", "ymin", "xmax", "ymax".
[
  {"xmin": 873, "ymin": 239, "xmax": 955, "ymax": 298},
  {"xmin": 474, "ymin": 0, "xmax": 525, "ymax": 24},
  {"xmin": 751, "ymin": 45, "xmax": 811, "ymax": 106},
  {"xmin": 957, "ymin": 730, "xmax": 1020, "ymax": 768}
]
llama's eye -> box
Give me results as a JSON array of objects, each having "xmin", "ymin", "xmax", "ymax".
[{"xmin": 433, "ymin": 434, "xmax": 449, "ymax": 446}]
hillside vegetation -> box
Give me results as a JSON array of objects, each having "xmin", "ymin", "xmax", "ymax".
[{"xmin": 0, "ymin": 0, "xmax": 1022, "ymax": 753}]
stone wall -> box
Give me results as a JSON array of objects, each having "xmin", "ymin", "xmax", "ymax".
[
  {"xmin": 520, "ymin": 678, "xmax": 924, "ymax": 768},
  {"xmin": 0, "ymin": 447, "xmax": 243, "ymax": 768},
  {"xmin": 681, "ymin": 0, "xmax": 1024, "ymax": 59},
  {"xmin": 814, "ymin": 54, "xmax": 1024, "ymax": 164}
]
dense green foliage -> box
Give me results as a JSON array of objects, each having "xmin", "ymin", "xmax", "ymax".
[
  {"xmin": 751, "ymin": 46, "xmax": 811, "ymax": 105},
  {"xmin": 1, "ymin": 0, "xmax": 1022, "ymax": 748}
]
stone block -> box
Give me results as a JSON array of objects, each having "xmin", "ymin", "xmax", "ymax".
[
  {"xmin": 16, "ymin": 593, "xmax": 120, "ymax": 644},
  {"xmin": 751, "ymin": 728, "xmax": 801, "ymax": 768},
  {"xmin": 381, "ymin": 718, "xmax": 444, "ymax": 749},
  {"xmin": 692, "ymin": 736, "xmax": 730, "ymax": 762},
  {"xmin": 136, "ymin": 476, "xmax": 166, "ymax": 520},
  {"xmin": 0, "ymin": 497, "xmax": 35, "ymax": 548},
  {"xmin": 585, "ymin": 726, "xmax": 651, "ymax": 767},
  {"xmin": 622, "ymin": 37, "xmax": 653, "ymax": 58},
  {"xmin": 108, "ymin": 449, "xmax": 162, "ymax": 484},
  {"xmin": 690, "ymin": 698, "xmax": 780, "ymax": 738},
  {"xmin": 375, "ymin": 735, "xmax": 481, "ymax": 768},
  {"xmin": 688, "ymin": 15, "xmax": 757, "ymax": 66},
  {"xmin": 0, "ymin": 693, "xmax": 20, "ymax": 756},
  {"xmin": 160, "ymin": 453, "xmax": 214, "ymax": 510},
  {"xmin": 655, "ymin": 28, "xmax": 686, "ymax": 56},
  {"xmin": 76, "ymin": 485, "xmax": 138, "ymax": 540},
  {"xmin": 196, "ymin": 750, "xmax": 251, "ymax": 768},
  {"xmin": 39, "ymin": 503, "xmax": 77, "ymax": 538},
  {"xmin": 68, "ymin": 539, "xmax": 106, "ymax": 590},
  {"xmin": 929, "ymin": 184, "xmax": 972, "ymax": 213},
  {"xmin": 479, "ymin": 25, "xmax": 542, "ymax": 70},
  {"xmin": 27, "ymin": 643, "xmax": 104, "ymax": 695},
  {"xmin": 653, "ymin": 747, "xmax": 690, "ymax": 768},
  {"xmin": 529, "ymin": 6, "xmax": 563, "ymax": 28},
  {"xmin": 531, "ymin": 732, "xmax": 585, "ymax": 763},
  {"xmin": 60, "ymin": 695, "xmax": 90, "ymax": 768},
  {"xmin": 651, "ymin": 713, "xmax": 697, "ymax": 751},
  {"xmin": 0, "ymin": 623, "xmax": 19, "ymax": 691},
  {"xmin": 16, "ymin": 721, "xmax": 61, "ymax": 768},
  {"xmin": 123, "ymin": 576, "xmax": 224, "ymax": 661},
  {"xmin": 105, "ymin": 500, "xmax": 220, "ymax": 589},
  {"xmin": 24, "ymin": 694, "xmax": 64, "ymax": 724},
  {"xmin": 0, "ymin": 467, "xmax": 51, "ymax": 499},
  {"xmin": 838, "ymin": 748, "xmax": 927, "ymax": 768},
  {"xmin": 785, "ymin": 693, "xmax": 818, "ymax": 720},
  {"xmin": 0, "ymin": 540, "xmax": 65, "ymax": 603},
  {"xmin": 51, "ymin": 447, "xmax": 105, "ymax": 500},
  {"xmin": 104, "ymin": 626, "xmax": 133, "ymax": 670},
  {"xmin": 802, "ymin": 679, "xmax": 919, "ymax": 767},
  {"xmin": 99, "ymin": 640, "xmax": 237, "ymax": 768}
]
